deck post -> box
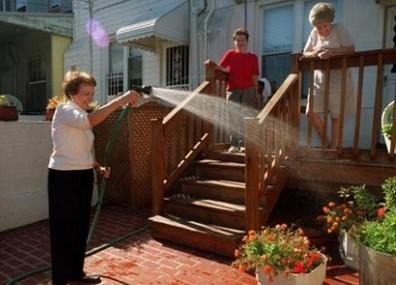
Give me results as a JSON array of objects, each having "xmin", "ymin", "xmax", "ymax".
[
  {"xmin": 245, "ymin": 117, "xmax": 261, "ymax": 231},
  {"xmin": 151, "ymin": 118, "xmax": 166, "ymax": 215}
]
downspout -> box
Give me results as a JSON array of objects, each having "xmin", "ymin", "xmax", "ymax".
[
  {"xmin": 203, "ymin": 0, "xmax": 215, "ymax": 63},
  {"xmin": 244, "ymin": 0, "xmax": 247, "ymax": 29}
]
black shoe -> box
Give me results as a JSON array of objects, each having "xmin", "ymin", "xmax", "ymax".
[{"xmin": 75, "ymin": 275, "xmax": 101, "ymax": 284}]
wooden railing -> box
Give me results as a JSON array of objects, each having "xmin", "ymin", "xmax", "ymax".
[
  {"xmin": 295, "ymin": 48, "xmax": 396, "ymax": 160},
  {"xmin": 151, "ymin": 62, "xmax": 228, "ymax": 215},
  {"xmin": 244, "ymin": 73, "xmax": 300, "ymax": 230}
]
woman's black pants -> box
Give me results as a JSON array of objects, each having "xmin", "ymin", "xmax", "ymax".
[{"xmin": 48, "ymin": 168, "xmax": 94, "ymax": 285}]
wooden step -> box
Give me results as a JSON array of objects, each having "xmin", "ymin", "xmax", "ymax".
[
  {"xmin": 195, "ymin": 159, "xmax": 245, "ymax": 182},
  {"xmin": 204, "ymin": 151, "xmax": 245, "ymax": 163},
  {"xmin": 164, "ymin": 196, "xmax": 246, "ymax": 230},
  {"xmin": 181, "ymin": 179, "xmax": 245, "ymax": 204},
  {"xmin": 149, "ymin": 214, "xmax": 244, "ymax": 257}
]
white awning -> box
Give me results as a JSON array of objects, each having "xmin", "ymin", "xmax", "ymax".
[{"xmin": 116, "ymin": 1, "xmax": 188, "ymax": 52}]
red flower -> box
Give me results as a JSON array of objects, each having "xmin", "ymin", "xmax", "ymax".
[
  {"xmin": 293, "ymin": 262, "xmax": 305, "ymax": 273},
  {"xmin": 377, "ymin": 207, "xmax": 386, "ymax": 218}
]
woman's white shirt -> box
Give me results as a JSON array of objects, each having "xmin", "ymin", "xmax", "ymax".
[{"xmin": 48, "ymin": 101, "xmax": 94, "ymax": 170}]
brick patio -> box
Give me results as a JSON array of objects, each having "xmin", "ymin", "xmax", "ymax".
[{"xmin": 0, "ymin": 204, "xmax": 358, "ymax": 285}]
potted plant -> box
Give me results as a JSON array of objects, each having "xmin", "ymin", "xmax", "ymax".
[
  {"xmin": 233, "ymin": 224, "xmax": 327, "ymax": 285},
  {"xmin": 0, "ymin": 95, "xmax": 18, "ymax": 121},
  {"xmin": 318, "ymin": 185, "xmax": 378, "ymax": 270},
  {"xmin": 45, "ymin": 95, "xmax": 65, "ymax": 121},
  {"xmin": 359, "ymin": 177, "xmax": 396, "ymax": 285},
  {"xmin": 382, "ymin": 101, "xmax": 395, "ymax": 153}
]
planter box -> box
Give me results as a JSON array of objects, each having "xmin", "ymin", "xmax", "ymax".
[
  {"xmin": 256, "ymin": 254, "xmax": 327, "ymax": 285},
  {"xmin": 0, "ymin": 106, "xmax": 18, "ymax": 121},
  {"xmin": 45, "ymin": 109, "xmax": 55, "ymax": 121},
  {"xmin": 339, "ymin": 229, "xmax": 359, "ymax": 270},
  {"xmin": 359, "ymin": 244, "xmax": 396, "ymax": 285}
]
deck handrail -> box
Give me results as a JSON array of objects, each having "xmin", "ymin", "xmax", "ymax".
[
  {"xmin": 151, "ymin": 62, "xmax": 228, "ymax": 215},
  {"xmin": 293, "ymin": 47, "xmax": 396, "ymax": 160},
  {"xmin": 244, "ymin": 73, "xmax": 300, "ymax": 230}
]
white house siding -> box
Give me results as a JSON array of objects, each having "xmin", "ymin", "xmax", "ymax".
[{"xmin": 65, "ymin": 0, "xmax": 185, "ymax": 103}]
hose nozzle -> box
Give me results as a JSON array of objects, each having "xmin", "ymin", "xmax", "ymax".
[{"xmin": 131, "ymin": 85, "xmax": 152, "ymax": 95}]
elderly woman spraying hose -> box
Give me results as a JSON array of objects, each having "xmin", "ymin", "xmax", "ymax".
[
  {"xmin": 47, "ymin": 70, "xmax": 140, "ymax": 285},
  {"xmin": 303, "ymin": 2, "xmax": 355, "ymax": 148}
]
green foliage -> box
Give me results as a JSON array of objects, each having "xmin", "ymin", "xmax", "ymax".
[
  {"xmin": 382, "ymin": 177, "xmax": 396, "ymax": 210},
  {"xmin": 382, "ymin": 123, "xmax": 393, "ymax": 139},
  {"xmin": 233, "ymin": 225, "xmax": 324, "ymax": 280},
  {"xmin": 319, "ymin": 185, "xmax": 378, "ymax": 234},
  {"xmin": 0, "ymin": 95, "xmax": 10, "ymax": 107},
  {"xmin": 360, "ymin": 208, "xmax": 396, "ymax": 255}
]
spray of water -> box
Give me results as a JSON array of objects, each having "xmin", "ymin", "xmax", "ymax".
[
  {"xmin": 150, "ymin": 87, "xmax": 297, "ymax": 150},
  {"xmin": 150, "ymin": 87, "xmax": 330, "ymax": 198}
]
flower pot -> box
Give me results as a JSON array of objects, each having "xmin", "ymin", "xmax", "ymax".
[
  {"xmin": 45, "ymin": 109, "xmax": 55, "ymax": 121},
  {"xmin": 0, "ymin": 106, "xmax": 18, "ymax": 121},
  {"xmin": 381, "ymin": 101, "xmax": 395, "ymax": 153},
  {"xmin": 256, "ymin": 254, "xmax": 327, "ymax": 285},
  {"xmin": 359, "ymin": 244, "xmax": 396, "ymax": 285},
  {"xmin": 338, "ymin": 229, "xmax": 359, "ymax": 270}
]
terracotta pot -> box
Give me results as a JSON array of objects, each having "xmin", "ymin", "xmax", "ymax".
[
  {"xmin": 45, "ymin": 109, "xmax": 55, "ymax": 121},
  {"xmin": 339, "ymin": 229, "xmax": 359, "ymax": 270},
  {"xmin": 359, "ymin": 244, "xmax": 396, "ymax": 285},
  {"xmin": 0, "ymin": 106, "xmax": 18, "ymax": 121},
  {"xmin": 256, "ymin": 254, "xmax": 327, "ymax": 285}
]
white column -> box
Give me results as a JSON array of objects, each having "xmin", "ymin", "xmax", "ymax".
[
  {"xmin": 123, "ymin": 46, "xmax": 129, "ymax": 92},
  {"xmin": 293, "ymin": 0, "xmax": 304, "ymax": 53}
]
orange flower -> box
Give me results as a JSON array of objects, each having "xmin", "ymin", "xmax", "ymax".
[
  {"xmin": 263, "ymin": 265, "xmax": 273, "ymax": 275},
  {"xmin": 322, "ymin": 206, "xmax": 330, "ymax": 214},
  {"xmin": 234, "ymin": 249, "xmax": 240, "ymax": 257},
  {"xmin": 238, "ymin": 264, "xmax": 245, "ymax": 272},
  {"xmin": 377, "ymin": 207, "xmax": 386, "ymax": 217}
]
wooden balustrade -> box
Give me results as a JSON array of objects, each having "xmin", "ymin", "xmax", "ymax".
[
  {"xmin": 295, "ymin": 48, "xmax": 396, "ymax": 161},
  {"xmin": 151, "ymin": 62, "xmax": 228, "ymax": 215},
  {"xmin": 245, "ymin": 74, "xmax": 300, "ymax": 230}
]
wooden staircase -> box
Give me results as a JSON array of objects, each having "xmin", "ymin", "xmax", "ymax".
[
  {"xmin": 150, "ymin": 149, "xmax": 286, "ymax": 257},
  {"xmin": 149, "ymin": 49, "xmax": 396, "ymax": 259}
]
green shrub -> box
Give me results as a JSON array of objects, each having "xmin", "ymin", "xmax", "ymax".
[{"xmin": 360, "ymin": 208, "xmax": 396, "ymax": 255}]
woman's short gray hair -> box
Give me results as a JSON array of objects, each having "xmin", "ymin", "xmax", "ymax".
[{"xmin": 309, "ymin": 2, "xmax": 335, "ymax": 26}]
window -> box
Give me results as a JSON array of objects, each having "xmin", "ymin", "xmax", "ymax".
[
  {"xmin": 107, "ymin": 42, "xmax": 123, "ymax": 96},
  {"xmin": 166, "ymin": 45, "xmax": 189, "ymax": 89},
  {"xmin": 28, "ymin": 58, "xmax": 46, "ymax": 82},
  {"xmin": 261, "ymin": 4, "xmax": 294, "ymax": 91},
  {"xmin": 128, "ymin": 48, "xmax": 142, "ymax": 88}
]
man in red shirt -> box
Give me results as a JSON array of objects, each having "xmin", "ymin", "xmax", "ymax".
[{"xmin": 210, "ymin": 28, "xmax": 259, "ymax": 152}]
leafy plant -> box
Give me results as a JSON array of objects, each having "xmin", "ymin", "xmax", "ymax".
[
  {"xmin": 382, "ymin": 176, "xmax": 396, "ymax": 210},
  {"xmin": 233, "ymin": 225, "xmax": 325, "ymax": 282},
  {"xmin": 360, "ymin": 208, "xmax": 396, "ymax": 255},
  {"xmin": 382, "ymin": 123, "xmax": 393, "ymax": 139},
  {"xmin": 318, "ymin": 185, "xmax": 378, "ymax": 235},
  {"xmin": 46, "ymin": 95, "xmax": 65, "ymax": 110},
  {"xmin": 0, "ymin": 95, "xmax": 10, "ymax": 107}
]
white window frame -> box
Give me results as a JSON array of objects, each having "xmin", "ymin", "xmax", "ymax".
[{"xmin": 161, "ymin": 43, "xmax": 189, "ymax": 90}]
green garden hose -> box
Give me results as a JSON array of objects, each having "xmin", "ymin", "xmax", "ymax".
[{"xmin": 6, "ymin": 106, "xmax": 149, "ymax": 285}]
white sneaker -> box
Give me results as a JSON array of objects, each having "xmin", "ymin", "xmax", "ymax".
[{"xmin": 228, "ymin": 146, "xmax": 239, "ymax": 153}]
